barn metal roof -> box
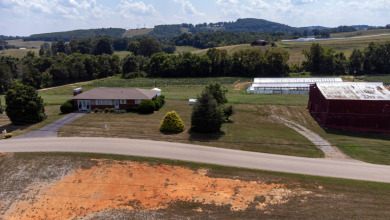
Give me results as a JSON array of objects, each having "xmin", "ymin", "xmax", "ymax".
[
  {"xmin": 316, "ymin": 82, "xmax": 390, "ymax": 100},
  {"xmin": 254, "ymin": 77, "xmax": 342, "ymax": 84},
  {"xmin": 71, "ymin": 87, "xmax": 159, "ymax": 100}
]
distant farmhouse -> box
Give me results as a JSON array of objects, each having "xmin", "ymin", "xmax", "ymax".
[
  {"xmin": 251, "ymin": 40, "xmax": 269, "ymax": 46},
  {"xmin": 308, "ymin": 82, "xmax": 390, "ymax": 133},
  {"xmin": 71, "ymin": 87, "xmax": 160, "ymax": 111},
  {"xmin": 247, "ymin": 78, "xmax": 342, "ymax": 94}
]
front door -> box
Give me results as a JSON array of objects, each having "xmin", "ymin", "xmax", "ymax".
[
  {"xmin": 78, "ymin": 100, "xmax": 90, "ymax": 111},
  {"xmin": 114, "ymin": 100, "xmax": 119, "ymax": 110}
]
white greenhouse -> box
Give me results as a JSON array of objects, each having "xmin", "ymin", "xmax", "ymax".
[{"xmin": 247, "ymin": 77, "xmax": 343, "ymax": 94}]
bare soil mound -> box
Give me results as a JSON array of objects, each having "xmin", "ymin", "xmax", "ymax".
[{"xmin": 4, "ymin": 159, "xmax": 310, "ymax": 219}]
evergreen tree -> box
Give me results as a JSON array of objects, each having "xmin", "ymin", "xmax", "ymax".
[{"xmin": 191, "ymin": 91, "xmax": 224, "ymax": 133}]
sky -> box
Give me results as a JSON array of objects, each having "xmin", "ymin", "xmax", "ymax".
[{"xmin": 1, "ymin": 0, "xmax": 389, "ymax": 36}]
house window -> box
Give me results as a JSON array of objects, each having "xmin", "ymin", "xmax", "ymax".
[
  {"xmin": 120, "ymin": 100, "xmax": 126, "ymax": 104},
  {"xmin": 135, "ymin": 99, "xmax": 142, "ymax": 104},
  {"xmin": 97, "ymin": 100, "xmax": 112, "ymax": 105}
]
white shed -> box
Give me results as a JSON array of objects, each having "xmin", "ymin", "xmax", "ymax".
[
  {"xmin": 152, "ymin": 88, "xmax": 162, "ymax": 96},
  {"xmin": 189, "ymin": 99, "xmax": 197, "ymax": 105}
]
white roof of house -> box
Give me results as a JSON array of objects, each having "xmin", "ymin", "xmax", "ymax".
[
  {"xmin": 316, "ymin": 82, "xmax": 390, "ymax": 100},
  {"xmin": 254, "ymin": 77, "xmax": 342, "ymax": 84}
]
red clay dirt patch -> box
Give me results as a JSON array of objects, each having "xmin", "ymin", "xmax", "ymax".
[{"xmin": 4, "ymin": 160, "xmax": 311, "ymax": 219}]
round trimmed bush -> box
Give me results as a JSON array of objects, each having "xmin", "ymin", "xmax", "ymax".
[
  {"xmin": 160, "ymin": 111, "xmax": 184, "ymax": 133},
  {"xmin": 138, "ymin": 100, "xmax": 155, "ymax": 114},
  {"xmin": 60, "ymin": 101, "xmax": 74, "ymax": 114},
  {"xmin": 154, "ymin": 99, "xmax": 161, "ymax": 110}
]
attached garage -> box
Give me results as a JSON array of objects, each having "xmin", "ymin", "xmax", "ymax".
[{"xmin": 308, "ymin": 82, "xmax": 390, "ymax": 133}]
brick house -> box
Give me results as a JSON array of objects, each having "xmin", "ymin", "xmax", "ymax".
[{"xmin": 71, "ymin": 87, "xmax": 160, "ymax": 111}]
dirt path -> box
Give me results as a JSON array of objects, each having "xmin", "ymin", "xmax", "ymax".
[{"xmin": 270, "ymin": 115, "xmax": 357, "ymax": 161}]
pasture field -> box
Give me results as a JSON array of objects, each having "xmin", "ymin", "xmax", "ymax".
[
  {"xmin": 0, "ymin": 48, "xmax": 40, "ymax": 59},
  {"xmin": 279, "ymin": 32, "xmax": 390, "ymax": 64},
  {"xmin": 175, "ymin": 46, "xmax": 200, "ymax": 54},
  {"xmin": 5, "ymin": 39, "xmax": 48, "ymax": 48},
  {"xmin": 113, "ymin": 50, "xmax": 132, "ymax": 59},
  {"xmin": 122, "ymin": 28, "xmax": 153, "ymax": 38},
  {"xmin": 355, "ymin": 75, "xmax": 390, "ymax": 85},
  {"xmin": 330, "ymin": 28, "xmax": 390, "ymax": 38}
]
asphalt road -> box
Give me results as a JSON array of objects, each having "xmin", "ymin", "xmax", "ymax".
[
  {"xmin": 1, "ymin": 137, "xmax": 390, "ymax": 183},
  {"xmin": 16, "ymin": 112, "xmax": 86, "ymax": 138}
]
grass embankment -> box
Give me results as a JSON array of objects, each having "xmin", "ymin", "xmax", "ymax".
[
  {"xmin": 1, "ymin": 152, "xmax": 389, "ymax": 219},
  {"xmin": 265, "ymin": 105, "xmax": 390, "ymax": 165}
]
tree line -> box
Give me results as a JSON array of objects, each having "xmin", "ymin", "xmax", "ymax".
[
  {"xmin": 40, "ymin": 36, "xmax": 175, "ymax": 57},
  {"xmin": 302, "ymin": 42, "xmax": 390, "ymax": 75},
  {"xmin": 2, "ymin": 41, "xmax": 390, "ymax": 93}
]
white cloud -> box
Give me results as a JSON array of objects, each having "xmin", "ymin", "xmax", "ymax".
[
  {"xmin": 174, "ymin": 0, "xmax": 205, "ymax": 16},
  {"xmin": 216, "ymin": 0, "xmax": 239, "ymax": 4},
  {"xmin": 118, "ymin": 0, "xmax": 158, "ymax": 16}
]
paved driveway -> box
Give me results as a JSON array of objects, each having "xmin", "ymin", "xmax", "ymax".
[{"xmin": 16, "ymin": 112, "xmax": 86, "ymax": 138}]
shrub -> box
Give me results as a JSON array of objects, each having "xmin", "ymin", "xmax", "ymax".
[
  {"xmin": 109, "ymin": 108, "xmax": 115, "ymax": 113},
  {"xmin": 123, "ymin": 71, "xmax": 147, "ymax": 79},
  {"xmin": 99, "ymin": 109, "xmax": 104, "ymax": 113},
  {"xmin": 94, "ymin": 108, "xmax": 99, "ymax": 113},
  {"xmin": 154, "ymin": 99, "xmax": 161, "ymax": 110},
  {"xmin": 104, "ymin": 108, "xmax": 110, "ymax": 113},
  {"xmin": 60, "ymin": 100, "xmax": 74, "ymax": 114},
  {"xmin": 220, "ymin": 104, "xmax": 235, "ymax": 122},
  {"xmin": 4, "ymin": 133, "xmax": 12, "ymax": 139},
  {"xmin": 126, "ymin": 106, "xmax": 138, "ymax": 112},
  {"xmin": 160, "ymin": 111, "xmax": 184, "ymax": 133},
  {"xmin": 138, "ymin": 100, "xmax": 155, "ymax": 114},
  {"xmin": 157, "ymin": 95, "xmax": 166, "ymax": 105},
  {"xmin": 114, "ymin": 110, "xmax": 127, "ymax": 114}
]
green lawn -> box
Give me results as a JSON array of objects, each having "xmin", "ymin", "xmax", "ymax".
[
  {"xmin": 59, "ymin": 99, "xmax": 322, "ymax": 158},
  {"xmin": 12, "ymin": 76, "xmax": 390, "ymax": 164}
]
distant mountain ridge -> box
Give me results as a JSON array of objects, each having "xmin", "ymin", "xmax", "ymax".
[
  {"xmin": 24, "ymin": 28, "xmax": 126, "ymax": 41},
  {"xmin": 11, "ymin": 18, "xmax": 385, "ymax": 42}
]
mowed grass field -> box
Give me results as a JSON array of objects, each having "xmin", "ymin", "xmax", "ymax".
[
  {"xmin": 37, "ymin": 76, "xmax": 387, "ymax": 163},
  {"xmin": 279, "ymin": 29, "xmax": 390, "ymax": 64},
  {"xmin": 0, "ymin": 48, "xmax": 40, "ymax": 59}
]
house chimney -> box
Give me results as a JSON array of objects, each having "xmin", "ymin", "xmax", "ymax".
[{"xmin": 73, "ymin": 88, "xmax": 82, "ymax": 96}]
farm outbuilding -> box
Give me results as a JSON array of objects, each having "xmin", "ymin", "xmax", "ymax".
[
  {"xmin": 247, "ymin": 77, "xmax": 343, "ymax": 94},
  {"xmin": 308, "ymin": 82, "xmax": 390, "ymax": 133}
]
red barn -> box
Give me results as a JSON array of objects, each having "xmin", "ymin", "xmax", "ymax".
[{"xmin": 308, "ymin": 82, "xmax": 390, "ymax": 133}]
